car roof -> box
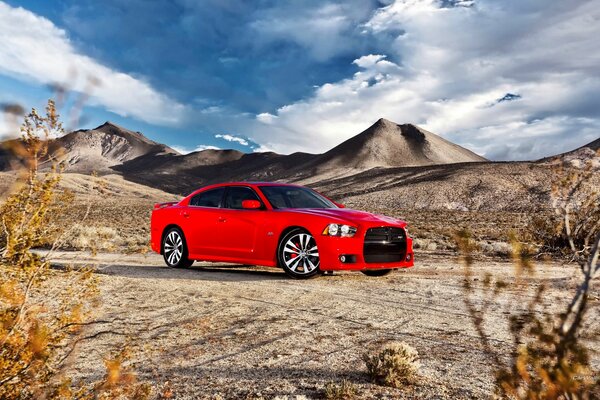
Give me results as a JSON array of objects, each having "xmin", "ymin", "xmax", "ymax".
[
  {"xmin": 185, "ymin": 182, "xmax": 304, "ymax": 197},
  {"xmin": 206, "ymin": 181, "xmax": 302, "ymax": 188}
]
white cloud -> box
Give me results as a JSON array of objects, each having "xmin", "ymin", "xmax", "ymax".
[
  {"xmin": 256, "ymin": 112, "xmax": 278, "ymax": 124},
  {"xmin": 0, "ymin": 114, "xmax": 11, "ymax": 138},
  {"xmin": 0, "ymin": 3, "xmax": 185, "ymax": 126},
  {"xmin": 252, "ymin": 144, "xmax": 275, "ymax": 153},
  {"xmin": 196, "ymin": 144, "xmax": 221, "ymax": 151},
  {"xmin": 171, "ymin": 144, "xmax": 221, "ymax": 154},
  {"xmin": 250, "ymin": 0, "xmax": 600, "ymax": 160},
  {"xmin": 0, "ymin": 106, "xmax": 21, "ymax": 138},
  {"xmin": 251, "ymin": 2, "xmax": 374, "ymax": 62},
  {"xmin": 215, "ymin": 133, "xmax": 249, "ymax": 146}
]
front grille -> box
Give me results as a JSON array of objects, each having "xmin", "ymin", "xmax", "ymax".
[{"xmin": 363, "ymin": 227, "xmax": 407, "ymax": 263}]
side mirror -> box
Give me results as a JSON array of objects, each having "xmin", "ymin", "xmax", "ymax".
[
  {"xmin": 336, "ymin": 202, "xmax": 346, "ymax": 208},
  {"xmin": 242, "ymin": 199, "xmax": 262, "ymax": 209}
]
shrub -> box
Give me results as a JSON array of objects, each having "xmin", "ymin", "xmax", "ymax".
[
  {"xmin": 363, "ymin": 341, "xmax": 420, "ymax": 388},
  {"xmin": 324, "ymin": 379, "xmax": 358, "ymax": 400},
  {"xmin": 0, "ymin": 100, "xmax": 149, "ymax": 399}
]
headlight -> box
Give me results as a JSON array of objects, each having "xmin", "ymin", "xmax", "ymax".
[
  {"xmin": 327, "ymin": 223, "xmax": 339, "ymax": 236},
  {"xmin": 322, "ymin": 223, "xmax": 357, "ymax": 237}
]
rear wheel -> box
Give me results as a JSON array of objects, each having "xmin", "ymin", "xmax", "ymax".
[
  {"xmin": 162, "ymin": 228, "xmax": 193, "ymax": 268},
  {"xmin": 278, "ymin": 229, "xmax": 320, "ymax": 279},
  {"xmin": 361, "ymin": 269, "xmax": 393, "ymax": 277}
]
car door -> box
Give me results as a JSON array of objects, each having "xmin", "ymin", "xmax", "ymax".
[
  {"xmin": 215, "ymin": 186, "xmax": 265, "ymax": 260},
  {"xmin": 182, "ymin": 187, "xmax": 225, "ymax": 256}
]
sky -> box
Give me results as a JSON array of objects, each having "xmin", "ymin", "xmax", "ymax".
[{"xmin": 0, "ymin": 0, "xmax": 599, "ymax": 160}]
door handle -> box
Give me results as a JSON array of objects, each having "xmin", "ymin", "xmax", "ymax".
[
  {"xmin": 181, "ymin": 211, "xmax": 190, "ymax": 218},
  {"xmin": 218, "ymin": 217, "xmax": 227, "ymax": 223}
]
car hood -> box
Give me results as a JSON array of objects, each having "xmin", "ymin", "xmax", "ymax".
[{"xmin": 284, "ymin": 208, "xmax": 406, "ymax": 227}]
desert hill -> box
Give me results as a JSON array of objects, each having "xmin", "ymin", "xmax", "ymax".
[
  {"xmin": 539, "ymin": 136, "xmax": 600, "ymax": 166},
  {"xmin": 303, "ymin": 118, "xmax": 486, "ymax": 174},
  {"xmin": 0, "ymin": 171, "xmax": 177, "ymax": 202},
  {"xmin": 301, "ymin": 136, "xmax": 598, "ymax": 212},
  {"xmin": 50, "ymin": 122, "xmax": 178, "ymax": 173},
  {"xmin": 114, "ymin": 150, "xmax": 318, "ymax": 194},
  {"xmin": 0, "ymin": 122, "xmax": 178, "ymax": 174}
]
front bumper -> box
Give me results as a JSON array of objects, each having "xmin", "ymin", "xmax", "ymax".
[{"xmin": 316, "ymin": 230, "xmax": 414, "ymax": 271}]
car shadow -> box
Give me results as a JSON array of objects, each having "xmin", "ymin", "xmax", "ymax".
[{"xmin": 50, "ymin": 261, "xmax": 289, "ymax": 282}]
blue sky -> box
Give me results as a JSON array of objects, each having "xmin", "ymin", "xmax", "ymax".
[{"xmin": 1, "ymin": 0, "xmax": 599, "ymax": 159}]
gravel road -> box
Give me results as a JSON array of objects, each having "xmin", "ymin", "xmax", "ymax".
[{"xmin": 46, "ymin": 251, "xmax": 599, "ymax": 399}]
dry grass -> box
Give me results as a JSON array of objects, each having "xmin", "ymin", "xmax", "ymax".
[
  {"xmin": 324, "ymin": 379, "xmax": 358, "ymax": 400},
  {"xmin": 363, "ymin": 342, "xmax": 420, "ymax": 388},
  {"xmin": 62, "ymin": 224, "xmax": 120, "ymax": 252}
]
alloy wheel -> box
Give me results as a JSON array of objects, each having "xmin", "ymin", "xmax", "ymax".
[
  {"xmin": 164, "ymin": 230, "xmax": 183, "ymax": 266},
  {"xmin": 282, "ymin": 232, "xmax": 320, "ymax": 275}
]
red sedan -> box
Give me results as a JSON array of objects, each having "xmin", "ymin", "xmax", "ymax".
[{"xmin": 150, "ymin": 182, "xmax": 414, "ymax": 279}]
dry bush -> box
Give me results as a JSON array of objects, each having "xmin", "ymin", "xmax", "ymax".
[
  {"xmin": 363, "ymin": 341, "xmax": 420, "ymax": 388},
  {"xmin": 62, "ymin": 224, "xmax": 120, "ymax": 252},
  {"xmin": 455, "ymin": 152, "xmax": 600, "ymax": 399},
  {"xmin": 528, "ymin": 153, "xmax": 600, "ymax": 258},
  {"xmin": 0, "ymin": 100, "xmax": 149, "ymax": 399},
  {"xmin": 92, "ymin": 347, "xmax": 151, "ymax": 399},
  {"xmin": 121, "ymin": 233, "xmax": 151, "ymax": 255},
  {"xmin": 324, "ymin": 379, "xmax": 358, "ymax": 400}
]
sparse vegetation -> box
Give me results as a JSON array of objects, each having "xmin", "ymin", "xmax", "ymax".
[
  {"xmin": 455, "ymin": 150, "xmax": 600, "ymax": 399},
  {"xmin": 363, "ymin": 341, "xmax": 420, "ymax": 388},
  {"xmin": 324, "ymin": 379, "xmax": 358, "ymax": 400},
  {"xmin": 0, "ymin": 100, "xmax": 149, "ymax": 399},
  {"xmin": 63, "ymin": 224, "xmax": 120, "ymax": 252}
]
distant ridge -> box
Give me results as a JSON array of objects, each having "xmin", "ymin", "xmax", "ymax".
[{"xmin": 539, "ymin": 136, "xmax": 600, "ymax": 164}]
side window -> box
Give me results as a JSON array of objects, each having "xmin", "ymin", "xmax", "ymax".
[
  {"xmin": 224, "ymin": 187, "xmax": 261, "ymax": 210},
  {"xmin": 190, "ymin": 188, "xmax": 225, "ymax": 208}
]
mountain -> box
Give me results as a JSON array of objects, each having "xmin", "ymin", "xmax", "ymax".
[
  {"xmin": 112, "ymin": 119, "xmax": 488, "ymax": 192},
  {"xmin": 1, "ymin": 118, "xmax": 486, "ymax": 183},
  {"xmin": 0, "ymin": 117, "xmax": 495, "ymax": 196},
  {"xmin": 305, "ymin": 119, "xmax": 486, "ymax": 173},
  {"xmin": 9, "ymin": 117, "xmax": 595, "ymax": 212},
  {"xmin": 0, "ymin": 121, "xmax": 178, "ymax": 174},
  {"xmin": 49, "ymin": 122, "xmax": 178, "ymax": 173}
]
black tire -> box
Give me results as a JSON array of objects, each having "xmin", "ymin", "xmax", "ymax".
[
  {"xmin": 361, "ymin": 269, "xmax": 393, "ymax": 277},
  {"xmin": 277, "ymin": 228, "xmax": 321, "ymax": 279},
  {"xmin": 162, "ymin": 227, "xmax": 193, "ymax": 268}
]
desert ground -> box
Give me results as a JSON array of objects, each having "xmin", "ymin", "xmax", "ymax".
[
  {"xmin": 45, "ymin": 250, "xmax": 599, "ymax": 399},
  {"xmin": 2, "ymin": 123, "xmax": 598, "ymax": 398}
]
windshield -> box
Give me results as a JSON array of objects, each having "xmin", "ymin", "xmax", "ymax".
[{"xmin": 259, "ymin": 186, "xmax": 337, "ymax": 209}]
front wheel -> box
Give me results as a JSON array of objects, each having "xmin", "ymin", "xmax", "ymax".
[
  {"xmin": 278, "ymin": 229, "xmax": 321, "ymax": 279},
  {"xmin": 361, "ymin": 269, "xmax": 393, "ymax": 277},
  {"xmin": 162, "ymin": 228, "xmax": 193, "ymax": 268}
]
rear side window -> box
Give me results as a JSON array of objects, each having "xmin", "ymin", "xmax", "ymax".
[
  {"xmin": 224, "ymin": 187, "xmax": 261, "ymax": 209},
  {"xmin": 190, "ymin": 188, "xmax": 225, "ymax": 207}
]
